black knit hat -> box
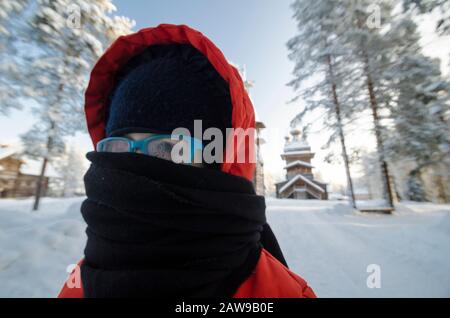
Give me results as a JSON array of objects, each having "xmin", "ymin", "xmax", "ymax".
[{"xmin": 105, "ymin": 44, "xmax": 232, "ymax": 139}]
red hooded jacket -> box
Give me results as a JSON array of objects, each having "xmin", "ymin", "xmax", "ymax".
[{"xmin": 58, "ymin": 24, "xmax": 316, "ymax": 298}]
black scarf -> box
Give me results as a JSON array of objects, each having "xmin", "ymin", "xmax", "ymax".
[{"xmin": 80, "ymin": 151, "xmax": 285, "ymax": 298}]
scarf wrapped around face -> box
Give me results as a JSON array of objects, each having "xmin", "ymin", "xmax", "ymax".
[{"xmin": 80, "ymin": 151, "xmax": 272, "ymax": 297}]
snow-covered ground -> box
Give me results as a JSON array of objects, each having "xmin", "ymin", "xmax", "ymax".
[
  {"xmin": 267, "ymin": 198, "xmax": 450, "ymax": 297},
  {"xmin": 0, "ymin": 197, "xmax": 449, "ymax": 297},
  {"xmin": 0, "ymin": 197, "xmax": 86, "ymax": 298}
]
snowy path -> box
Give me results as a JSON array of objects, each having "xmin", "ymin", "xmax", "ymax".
[
  {"xmin": 267, "ymin": 199, "xmax": 450, "ymax": 297},
  {"xmin": 0, "ymin": 197, "xmax": 449, "ymax": 297}
]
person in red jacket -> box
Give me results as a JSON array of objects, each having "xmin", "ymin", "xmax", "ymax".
[{"xmin": 58, "ymin": 24, "xmax": 315, "ymax": 298}]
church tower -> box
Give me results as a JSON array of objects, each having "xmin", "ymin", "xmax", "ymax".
[{"xmin": 275, "ymin": 129, "xmax": 327, "ymax": 199}]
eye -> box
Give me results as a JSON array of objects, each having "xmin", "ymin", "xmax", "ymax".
[
  {"xmin": 101, "ymin": 139, "xmax": 129, "ymax": 152},
  {"xmin": 158, "ymin": 141, "xmax": 174, "ymax": 153},
  {"xmin": 147, "ymin": 140, "xmax": 175, "ymax": 160}
]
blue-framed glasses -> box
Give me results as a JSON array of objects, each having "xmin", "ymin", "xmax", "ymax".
[{"xmin": 96, "ymin": 135, "xmax": 203, "ymax": 164}]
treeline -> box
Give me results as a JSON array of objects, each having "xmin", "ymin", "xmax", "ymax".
[{"xmin": 287, "ymin": 0, "xmax": 450, "ymax": 207}]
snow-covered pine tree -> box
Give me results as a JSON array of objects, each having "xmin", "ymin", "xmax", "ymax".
[
  {"xmin": 0, "ymin": 0, "xmax": 29, "ymax": 38},
  {"xmin": 403, "ymin": 0, "xmax": 450, "ymax": 35},
  {"xmin": 383, "ymin": 17, "xmax": 450, "ymax": 201},
  {"xmin": 287, "ymin": 0, "xmax": 357, "ymax": 208},
  {"xmin": 0, "ymin": 0, "xmax": 29, "ymax": 114},
  {"xmin": 340, "ymin": 0, "xmax": 398, "ymax": 208},
  {"xmin": 53, "ymin": 144, "xmax": 86, "ymax": 197},
  {"xmin": 18, "ymin": 0, "xmax": 134, "ymax": 210},
  {"xmin": 406, "ymin": 169, "xmax": 428, "ymax": 201}
]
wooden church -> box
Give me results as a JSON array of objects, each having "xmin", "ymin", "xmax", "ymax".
[{"xmin": 275, "ymin": 129, "xmax": 328, "ymax": 200}]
